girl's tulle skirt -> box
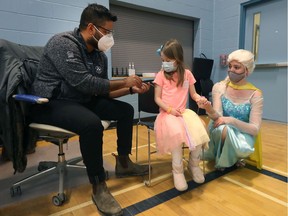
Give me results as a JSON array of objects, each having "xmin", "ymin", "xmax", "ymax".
[{"xmin": 154, "ymin": 109, "xmax": 210, "ymax": 154}]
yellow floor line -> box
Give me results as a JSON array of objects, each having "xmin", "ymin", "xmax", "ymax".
[
  {"xmin": 223, "ymin": 176, "xmax": 288, "ymax": 207},
  {"xmin": 50, "ymin": 143, "xmax": 162, "ymax": 215},
  {"xmin": 48, "ymin": 173, "xmax": 172, "ymax": 216},
  {"xmin": 50, "ymin": 143, "xmax": 288, "ymax": 215},
  {"xmin": 103, "ymin": 143, "xmax": 156, "ymax": 157},
  {"xmin": 49, "ymin": 201, "xmax": 93, "ymax": 216}
]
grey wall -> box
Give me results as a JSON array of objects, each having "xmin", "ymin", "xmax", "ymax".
[{"xmin": 0, "ymin": 0, "xmax": 286, "ymax": 122}]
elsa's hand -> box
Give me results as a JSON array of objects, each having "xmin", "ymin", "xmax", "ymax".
[{"xmin": 197, "ymin": 99, "xmax": 211, "ymax": 110}]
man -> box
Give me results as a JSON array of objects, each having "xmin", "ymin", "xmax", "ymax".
[{"xmin": 31, "ymin": 3, "xmax": 149, "ymax": 216}]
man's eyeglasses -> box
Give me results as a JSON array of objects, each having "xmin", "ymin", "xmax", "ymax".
[{"xmin": 95, "ymin": 25, "xmax": 114, "ymax": 35}]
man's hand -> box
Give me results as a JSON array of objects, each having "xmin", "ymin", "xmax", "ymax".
[
  {"xmin": 132, "ymin": 82, "xmax": 150, "ymax": 94},
  {"xmin": 124, "ymin": 75, "xmax": 142, "ymax": 88}
]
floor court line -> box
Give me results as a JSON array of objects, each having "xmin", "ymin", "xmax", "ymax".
[
  {"xmin": 223, "ymin": 176, "xmax": 287, "ymax": 207},
  {"xmin": 48, "ymin": 173, "xmax": 172, "ymax": 216},
  {"xmin": 122, "ymin": 169, "xmax": 287, "ymax": 216},
  {"xmin": 103, "ymin": 143, "xmax": 156, "ymax": 157},
  {"xmin": 49, "ymin": 167, "xmax": 238, "ymax": 216},
  {"xmin": 50, "ymin": 146, "xmax": 287, "ymax": 215},
  {"xmin": 262, "ymin": 165, "xmax": 288, "ymax": 177},
  {"xmin": 49, "ymin": 144, "xmax": 160, "ymax": 216},
  {"xmin": 245, "ymin": 164, "xmax": 287, "ymax": 182},
  {"xmin": 48, "ymin": 166, "xmax": 286, "ymax": 216}
]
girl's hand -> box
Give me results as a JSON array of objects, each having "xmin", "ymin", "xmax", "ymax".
[
  {"xmin": 197, "ymin": 96, "xmax": 211, "ymax": 109},
  {"xmin": 198, "ymin": 100, "xmax": 212, "ymax": 110},
  {"xmin": 168, "ymin": 107, "xmax": 182, "ymax": 116},
  {"xmin": 196, "ymin": 96, "xmax": 207, "ymax": 104}
]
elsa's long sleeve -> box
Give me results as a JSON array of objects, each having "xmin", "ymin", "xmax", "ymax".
[{"xmin": 207, "ymin": 81, "xmax": 263, "ymax": 136}]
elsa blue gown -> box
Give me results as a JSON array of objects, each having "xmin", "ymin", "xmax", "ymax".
[{"xmin": 203, "ymin": 96, "xmax": 255, "ymax": 168}]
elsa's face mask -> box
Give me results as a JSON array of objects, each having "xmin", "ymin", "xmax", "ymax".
[
  {"xmin": 228, "ymin": 71, "xmax": 246, "ymax": 83},
  {"xmin": 162, "ymin": 61, "xmax": 177, "ymax": 73}
]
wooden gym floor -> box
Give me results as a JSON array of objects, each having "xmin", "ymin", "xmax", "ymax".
[{"xmin": 0, "ymin": 116, "xmax": 287, "ymax": 216}]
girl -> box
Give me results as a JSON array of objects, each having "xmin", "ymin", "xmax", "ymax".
[{"xmin": 153, "ymin": 39, "xmax": 210, "ymax": 191}]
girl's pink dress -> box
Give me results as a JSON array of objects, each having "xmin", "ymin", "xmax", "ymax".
[{"xmin": 154, "ymin": 69, "xmax": 209, "ymax": 154}]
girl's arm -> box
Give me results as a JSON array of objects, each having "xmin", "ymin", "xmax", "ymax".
[
  {"xmin": 154, "ymin": 84, "xmax": 181, "ymax": 116},
  {"xmin": 189, "ymin": 84, "xmax": 210, "ymax": 106},
  {"xmin": 189, "ymin": 83, "xmax": 215, "ymax": 116},
  {"xmin": 203, "ymin": 82, "xmax": 223, "ymax": 120}
]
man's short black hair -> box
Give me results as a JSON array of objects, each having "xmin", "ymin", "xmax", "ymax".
[{"xmin": 79, "ymin": 3, "xmax": 117, "ymax": 30}]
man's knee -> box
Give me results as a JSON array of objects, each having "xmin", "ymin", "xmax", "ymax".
[
  {"xmin": 122, "ymin": 102, "xmax": 134, "ymax": 118},
  {"xmin": 79, "ymin": 118, "xmax": 104, "ymax": 136}
]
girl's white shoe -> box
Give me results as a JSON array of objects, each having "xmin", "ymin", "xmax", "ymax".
[
  {"xmin": 188, "ymin": 149, "xmax": 205, "ymax": 183},
  {"xmin": 172, "ymin": 170, "xmax": 188, "ymax": 191},
  {"xmin": 188, "ymin": 165, "xmax": 205, "ymax": 183}
]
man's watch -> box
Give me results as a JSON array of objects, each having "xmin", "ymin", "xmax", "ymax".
[{"xmin": 129, "ymin": 87, "xmax": 134, "ymax": 94}]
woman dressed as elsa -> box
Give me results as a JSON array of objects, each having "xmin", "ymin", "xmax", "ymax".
[{"xmin": 202, "ymin": 49, "xmax": 263, "ymax": 170}]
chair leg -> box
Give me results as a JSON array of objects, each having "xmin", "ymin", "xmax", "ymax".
[
  {"xmin": 67, "ymin": 156, "xmax": 84, "ymax": 165},
  {"xmin": 10, "ymin": 139, "xmax": 86, "ymax": 206},
  {"xmin": 53, "ymin": 141, "xmax": 67, "ymax": 206},
  {"xmin": 10, "ymin": 164, "xmax": 58, "ymax": 199},
  {"xmin": 202, "ymin": 146, "xmax": 205, "ymax": 175},
  {"xmin": 144, "ymin": 128, "xmax": 152, "ymax": 186},
  {"xmin": 136, "ymin": 123, "xmax": 139, "ymax": 162},
  {"xmin": 182, "ymin": 144, "xmax": 189, "ymax": 163},
  {"xmin": 10, "ymin": 139, "xmax": 67, "ymax": 196}
]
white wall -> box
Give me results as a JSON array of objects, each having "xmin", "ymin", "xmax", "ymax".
[
  {"xmin": 0, "ymin": 0, "xmax": 286, "ymax": 122},
  {"xmin": 0, "ymin": 0, "xmax": 106, "ymax": 45}
]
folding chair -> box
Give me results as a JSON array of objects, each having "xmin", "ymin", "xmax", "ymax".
[{"xmin": 135, "ymin": 81, "xmax": 159, "ymax": 186}]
